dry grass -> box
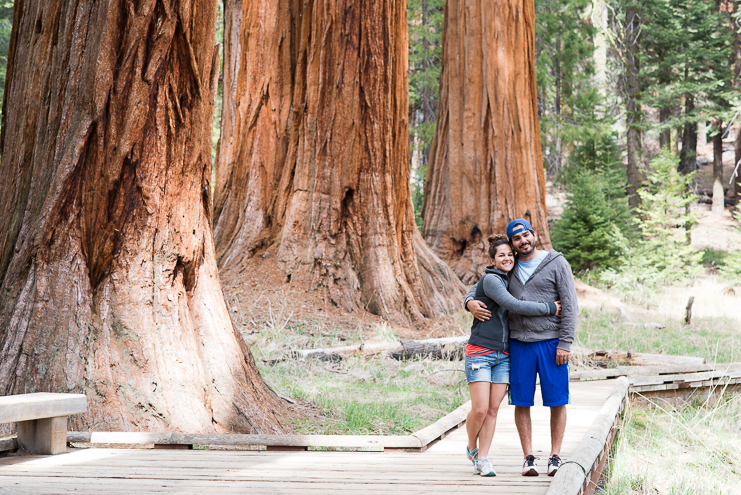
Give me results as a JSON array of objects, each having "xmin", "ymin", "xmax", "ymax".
[
  {"xmin": 576, "ymin": 274, "xmax": 741, "ymax": 363},
  {"xmin": 601, "ymin": 392, "xmax": 741, "ymax": 494}
]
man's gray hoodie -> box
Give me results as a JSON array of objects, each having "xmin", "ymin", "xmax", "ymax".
[{"xmin": 464, "ymin": 250, "xmax": 578, "ymax": 352}]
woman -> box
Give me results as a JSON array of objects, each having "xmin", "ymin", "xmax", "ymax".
[{"xmin": 465, "ymin": 234, "xmax": 560, "ymax": 477}]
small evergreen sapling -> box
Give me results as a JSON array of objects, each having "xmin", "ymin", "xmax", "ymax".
[
  {"xmin": 552, "ymin": 171, "xmax": 622, "ymax": 270},
  {"xmin": 600, "ymin": 151, "xmax": 704, "ymax": 297}
]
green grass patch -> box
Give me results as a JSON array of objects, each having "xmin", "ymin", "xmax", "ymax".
[
  {"xmin": 576, "ymin": 307, "xmax": 740, "ymax": 363},
  {"xmin": 601, "ymin": 395, "xmax": 741, "ymax": 494}
]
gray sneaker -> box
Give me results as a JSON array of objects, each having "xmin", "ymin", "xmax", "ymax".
[
  {"xmin": 477, "ymin": 457, "xmax": 497, "ymax": 477},
  {"xmin": 466, "ymin": 446, "xmax": 478, "ymax": 465}
]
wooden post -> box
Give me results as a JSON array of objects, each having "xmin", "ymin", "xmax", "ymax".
[
  {"xmin": 685, "ymin": 296, "xmax": 695, "ymax": 326},
  {"xmin": 17, "ymin": 417, "xmax": 68, "ymax": 455}
]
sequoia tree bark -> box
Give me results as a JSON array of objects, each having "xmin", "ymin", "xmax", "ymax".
[
  {"xmin": 213, "ymin": 0, "xmax": 464, "ymax": 326},
  {"xmin": 0, "ymin": 0, "xmax": 286, "ymax": 433},
  {"xmin": 420, "ymin": 0, "xmax": 551, "ymax": 283}
]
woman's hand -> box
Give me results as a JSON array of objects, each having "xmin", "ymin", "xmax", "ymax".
[{"xmin": 554, "ymin": 301, "xmax": 562, "ymax": 317}]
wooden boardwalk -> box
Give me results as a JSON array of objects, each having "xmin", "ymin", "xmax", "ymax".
[{"xmin": 0, "ymin": 381, "xmax": 617, "ymax": 495}]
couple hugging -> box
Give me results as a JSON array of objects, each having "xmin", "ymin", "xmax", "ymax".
[{"xmin": 462, "ymin": 219, "xmax": 577, "ymax": 478}]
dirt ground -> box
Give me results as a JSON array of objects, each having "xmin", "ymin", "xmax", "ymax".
[{"xmin": 219, "ymin": 258, "xmax": 469, "ymax": 343}]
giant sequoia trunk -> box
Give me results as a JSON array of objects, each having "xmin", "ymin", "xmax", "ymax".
[
  {"xmin": 213, "ymin": 0, "xmax": 464, "ymax": 326},
  {"xmin": 0, "ymin": 0, "xmax": 286, "ymax": 433},
  {"xmin": 420, "ymin": 0, "xmax": 551, "ymax": 283}
]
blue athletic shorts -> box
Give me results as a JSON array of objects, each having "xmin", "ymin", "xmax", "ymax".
[
  {"xmin": 508, "ymin": 339, "xmax": 569, "ymax": 407},
  {"xmin": 465, "ymin": 351, "xmax": 510, "ymax": 384}
]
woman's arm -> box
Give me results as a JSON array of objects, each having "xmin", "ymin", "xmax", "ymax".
[{"xmin": 482, "ymin": 276, "xmax": 557, "ymax": 316}]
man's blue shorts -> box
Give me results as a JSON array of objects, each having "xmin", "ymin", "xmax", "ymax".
[{"xmin": 509, "ymin": 338, "xmax": 569, "ymax": 407}]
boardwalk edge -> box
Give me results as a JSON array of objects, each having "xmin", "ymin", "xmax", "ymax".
[{"xmin": 546, "ymin": 376, "xmax": 629, "ymax": 495}]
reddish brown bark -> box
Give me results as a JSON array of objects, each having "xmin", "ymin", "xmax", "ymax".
[
  {"xmin": 420, "ymin": 0, "xmax": 551, "ymax": 283},
  {"xmin": 0, "ymin": 0, "xmax": 286, "ymax": 433},
  {"xmin": 214, "ymin": 0, "xmax": 464, "ymax": 325}
]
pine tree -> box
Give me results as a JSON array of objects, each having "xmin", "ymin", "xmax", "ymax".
[
  {"xmin": 640, "ymin": 0, "xmax": 733, "ymax": 174},
  {"xmin": 535, "ymin": 0, "xmax": 599, "ymax": 174}
]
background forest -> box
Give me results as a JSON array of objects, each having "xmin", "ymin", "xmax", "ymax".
[{"xmin": 409, "ymin": 0, "xmax": 741, "ymax": 286}]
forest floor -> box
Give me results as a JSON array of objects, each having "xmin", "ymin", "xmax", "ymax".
[{"xmin": 222, "ymin": 200, "xmax": 741, "ymax": 435}]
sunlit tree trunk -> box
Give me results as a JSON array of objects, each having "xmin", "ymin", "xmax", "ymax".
[
  {"xmin": 625, "ymin": 1, "xmax": 643, "ymax": 210},
  {"xmin": 420, "ymin": 0, "xmax": 551, "ymax": 283},
  {"xmin": 733, "ymin": 0, "xmax": 741, "ymax": 206},
  {"xmin": 214, "ymin": 0, "xmax": 464, "ymax": 325},
  {"xmin": 679, "ymin": 95, "xmax": 698, "ymax": 175},
  {"xmin": 0, "ymin": 0, "xmax": 287, "ymax": 433},
  {"xmin": 712, "ymin": 122, "xmax": 725, "ymax": 214}
]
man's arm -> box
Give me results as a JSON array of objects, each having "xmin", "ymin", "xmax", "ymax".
[
  {"xmin": 555, "ymin": 257, "xmax": 578, "ymax": 354},
  {"xmin": 463, "ymin": 280, "xmax": 491, "ymax": 321},
  {"xmin": 463, "ymin": 283, "xmax": 477, "ymax": 310}
]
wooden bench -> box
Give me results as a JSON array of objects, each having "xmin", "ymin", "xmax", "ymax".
[{"xmin": 0, "ymin": 393, "xmax": 87, "ymax": 455}]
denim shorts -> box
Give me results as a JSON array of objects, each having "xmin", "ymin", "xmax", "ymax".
[{"xmin": 465, "ymin": 352, "xmax": 510, "ymax": 384}]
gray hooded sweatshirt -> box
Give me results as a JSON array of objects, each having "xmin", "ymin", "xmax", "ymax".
[{"xmin": 464, "ymin": 250, "xmax": 578, "ymax": 352}]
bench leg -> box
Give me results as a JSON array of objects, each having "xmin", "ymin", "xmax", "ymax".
[{"xmin": 17, "ymin": 416, "xmax": 68, "ymax": 455}]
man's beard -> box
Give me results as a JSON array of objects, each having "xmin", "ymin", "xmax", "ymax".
[{"xmin": 516, "ymin": 239, "xmax": 536, "ymax": 256}]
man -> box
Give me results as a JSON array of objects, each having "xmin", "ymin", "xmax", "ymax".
[{"xmin": 464, "ymin": 219, "xmax": 577, "ymax": 477}]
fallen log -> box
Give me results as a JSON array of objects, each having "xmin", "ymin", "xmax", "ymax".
[
  {"xmin": 587, "ymin": 350, "xmax": 705, "ymax": 367},
  {"xmin": 291, "ymin": 336, "xmax": 469, "ymax": 361},
  {"xmin": 390, "ymin": 337, "xmax": 468, "ymax": 361}
]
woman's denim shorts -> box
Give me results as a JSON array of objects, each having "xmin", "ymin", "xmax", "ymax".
[{"xmin": 465, "ymin": 351, "xmax": 510, "ymax": 384}]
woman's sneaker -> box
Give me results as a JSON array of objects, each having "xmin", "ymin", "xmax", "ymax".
[
  {"xmin": 466, "ymin": 446, "xmax": 478, "ymax": 465},
  {"xmin": 522, "ymin": 455, "xmax": 539, "ymax": 476},
  {"xmin": 547, "ymin": 454, "xmax": 562, "ymax": 476},
  {"xmin": 477, "ymin": 457, "xmax": 497, "ymax": 477}
]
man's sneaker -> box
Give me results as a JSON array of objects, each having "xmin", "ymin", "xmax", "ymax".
[
  {"xmin": 477, "ymin": 457, "xmax": 497, "ymax": 477},
  {"xmin": 522, "ymin": 455, "xmax": 539, "ymax": 476},
  {"xmin": 547, "ymin": 454, "xmax": 562, "ymax": 476},
  {"xmin": 466, "ymin": 446, "xmax": 478, "ymax": 465}
]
